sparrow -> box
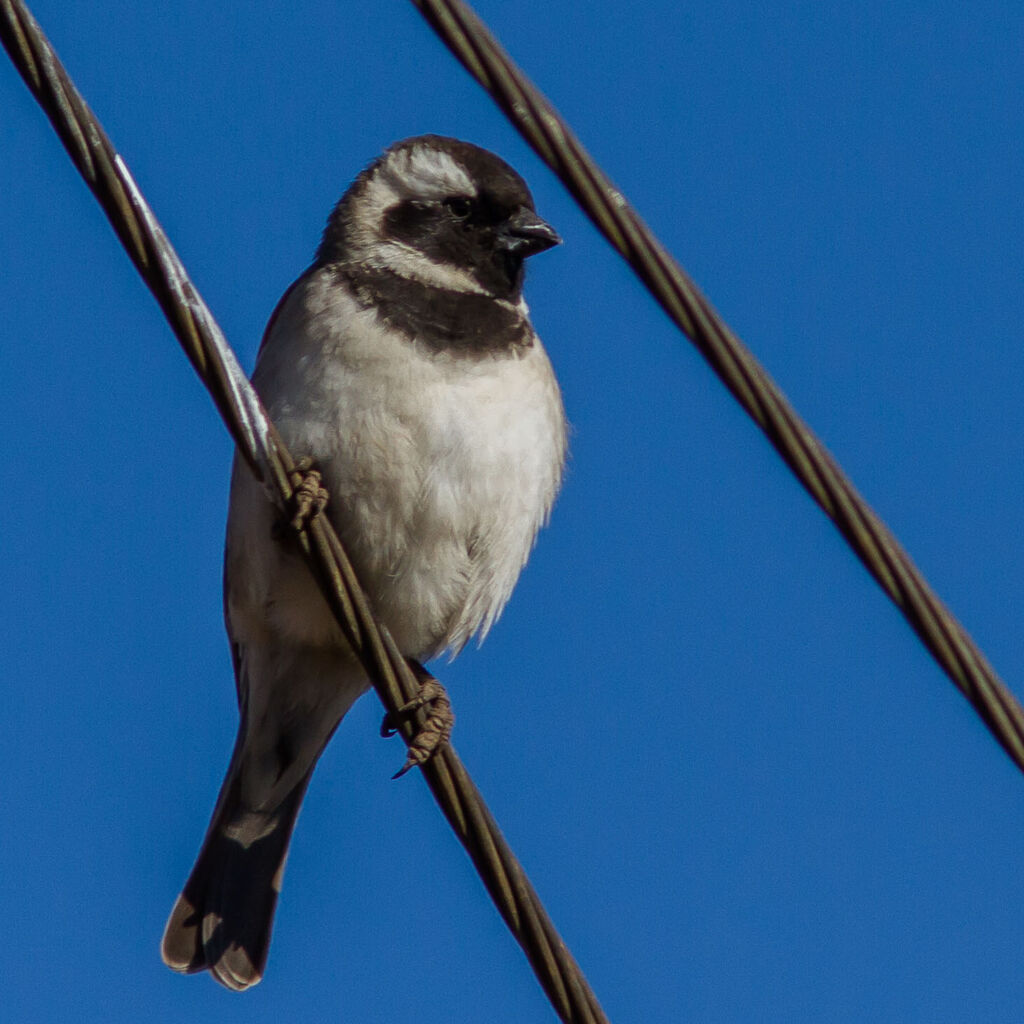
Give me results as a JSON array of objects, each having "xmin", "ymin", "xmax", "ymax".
[{"xmin": 160, "ymin": 135, "xmax": 567, "ymax": 990}]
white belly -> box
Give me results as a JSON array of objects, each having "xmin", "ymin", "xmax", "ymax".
[{"xmin": 226, "ymin": 269, "xmax": 566, "ymax": 661}]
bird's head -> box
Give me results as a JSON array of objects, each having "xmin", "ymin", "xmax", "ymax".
[{"xmin": 318, "ymin": 135, "xmax": 560, "ymax": 301}]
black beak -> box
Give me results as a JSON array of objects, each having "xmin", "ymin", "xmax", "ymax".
[{"xmin": 498, "ymin": 207, "xmax": 562, "ymax": 257}]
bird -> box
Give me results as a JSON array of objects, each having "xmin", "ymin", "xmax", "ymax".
[{"xmin": 160, "ymin": 135, "xmax": 567, "ymax": 990}]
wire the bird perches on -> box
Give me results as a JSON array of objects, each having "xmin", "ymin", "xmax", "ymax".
[
  {"xmin": 0, "ymin": 2, "xmax": 609, "ymax": 1022},
  {"xmin": 411, "ymin": 0, "xmax": 1024, "ymax": 772}
]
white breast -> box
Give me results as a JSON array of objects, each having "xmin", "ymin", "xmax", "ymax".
[{"xmin": 230, "ymin": 268, "xmax": 566, "ymax": 661}]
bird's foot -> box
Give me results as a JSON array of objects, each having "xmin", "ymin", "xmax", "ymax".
[
  {"xmin": 381, "ymin": 668, "xmax": 454, "ymax": 778},
  {"xmin": 287, "ymin": 456, "xmax": 329, "ymax": 532}
]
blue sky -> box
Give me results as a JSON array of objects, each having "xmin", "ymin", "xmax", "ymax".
[{"xmin": 3, "ymin": 2, "xmax": 1024, "ymax": 1021}]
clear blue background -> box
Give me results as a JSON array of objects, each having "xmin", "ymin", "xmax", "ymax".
[{"xmin": 3, "ymin": 2, "xmax": 1024, "ymax": 1021}]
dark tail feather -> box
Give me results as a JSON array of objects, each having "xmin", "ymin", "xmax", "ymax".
[{"xmin": 161, "ymin": 771, "xmax": 312, "ymax": 991}]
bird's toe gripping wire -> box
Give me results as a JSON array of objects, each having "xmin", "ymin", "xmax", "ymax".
[
  {"xmin": 287, "ymin": 456, "xmax": 329, "ymax": 533},
  {"xmin": 381, "ymin": 667, "xmax": 454, "ymax": 778}
]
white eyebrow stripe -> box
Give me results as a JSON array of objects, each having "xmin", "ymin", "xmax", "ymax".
[{"xmin": 380, "ymin": 146, "xmax": 476, "ymax": 200}]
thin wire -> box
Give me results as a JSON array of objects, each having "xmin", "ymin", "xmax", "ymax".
[
  {"xmin": 411, "ymin": 0, "xmax": 1024, "ymax": 771},
  {"xmin": 0, "ymin": 3, "xmax": 609, "ymax": 1021}
]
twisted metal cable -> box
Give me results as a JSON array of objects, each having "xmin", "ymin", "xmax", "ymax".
[
  {"xmin": 0, "ymin": 3, "xmax": 609, "ymax": 1021},
  {"xmin": 412, "ymin": 0, "xmax": 1024, "ymax": 770}
]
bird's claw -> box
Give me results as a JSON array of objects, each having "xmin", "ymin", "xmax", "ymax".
[
  {"xmin": 287, "ymin": 456, "xmax": 328, "ymax": 532},
  {"xmin": 381, "ymin": 675, "xmax": 454, "ymax": 778}
]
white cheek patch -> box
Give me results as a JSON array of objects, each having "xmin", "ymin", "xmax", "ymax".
[
  {"xmin": 373, "ymin": 240, "xmax": 488, "ymax": 294},
  {"xmin": 349, "ymin": 175, "xmax": 400, "ymax": 246}
]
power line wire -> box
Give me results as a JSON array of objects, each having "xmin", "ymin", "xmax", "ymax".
[{"xmin": 412, "ymin": 0, "xmax": 1024, "ymax": 772}]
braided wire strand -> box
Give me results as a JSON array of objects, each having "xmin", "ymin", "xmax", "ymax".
[
  {"xmin": 0, "ymin": 2, "xmax": 609, "ymax": 1021},
  {"xmin": 411, "ymin": 0, "xmax": 1024, "ymax": 769}
]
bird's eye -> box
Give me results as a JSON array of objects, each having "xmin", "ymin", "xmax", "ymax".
[{"xmin": 444, "ymin": 196, "xmax": 473, "ymax": 220}]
